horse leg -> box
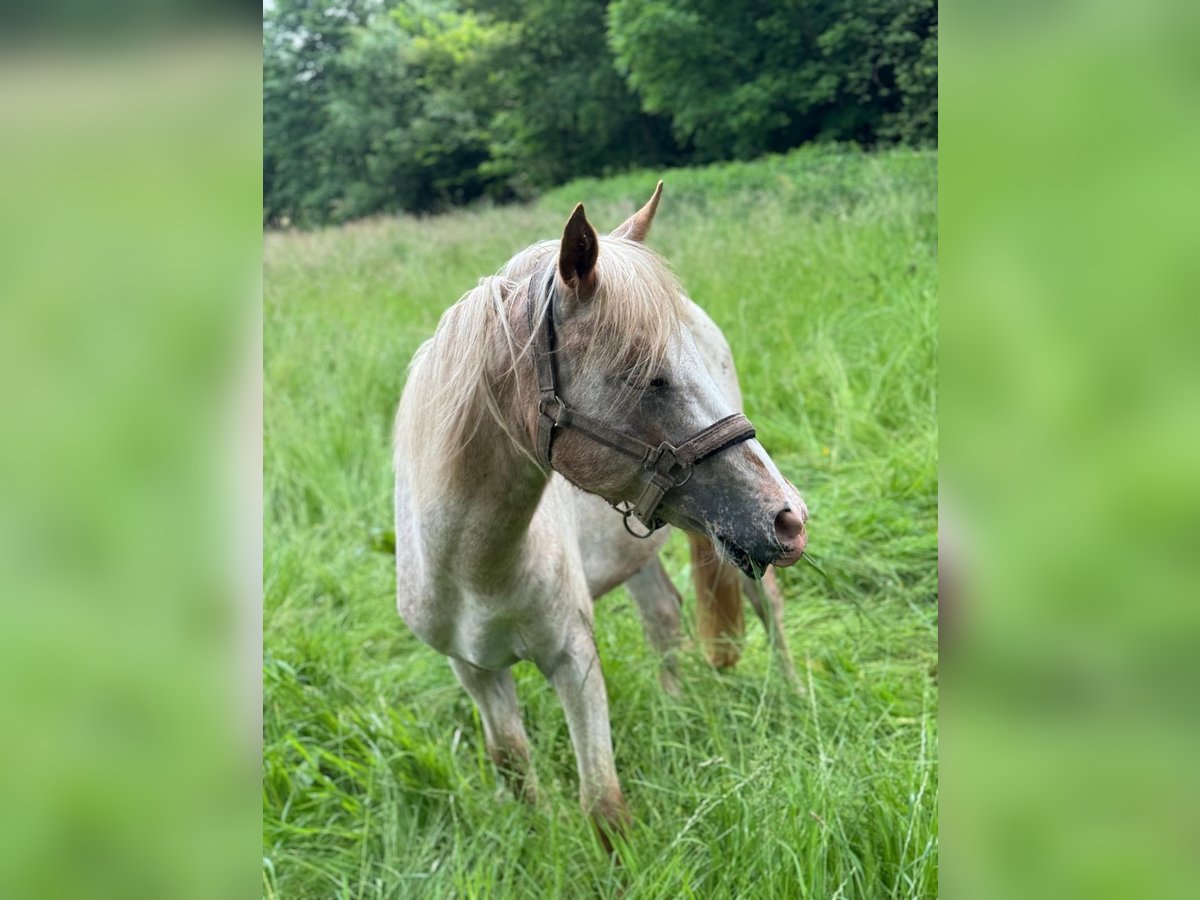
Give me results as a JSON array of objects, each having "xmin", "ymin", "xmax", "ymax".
[
  {"xmin": 625, "ymin": 556, "xmax": 683, "ymax": 694},
  {"xmin": 688, "ymin": 533, "xmax": 744, "ymax": 669},
  {"xmin": 743, "ymin": 568, "xmax": 799, "ymax": 687},
  {"xmin": 449, "ymin": 658, "xmax": 538, "ymax": 803},
  {"xmin": 540, "ymin": 624, "xmax": 630, "ymax": 852}
]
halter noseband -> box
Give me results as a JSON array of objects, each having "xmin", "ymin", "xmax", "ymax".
[{"xmin": 526, "ymin": 266, "xmax": 757, "ymax": 537}]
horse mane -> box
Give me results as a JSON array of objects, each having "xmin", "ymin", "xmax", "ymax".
[{"xmin": 396, "ymin": 236, "xmax": 684, "ymax": 488}]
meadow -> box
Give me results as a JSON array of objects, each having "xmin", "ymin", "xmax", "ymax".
[{"xmin": 263, "ymin": 147, "xmax": 938, "ymax": 898}]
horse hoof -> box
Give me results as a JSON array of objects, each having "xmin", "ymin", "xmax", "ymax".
[{"xmin": 588, "ymin": 791, "xmax": 631, "ymax": 855}]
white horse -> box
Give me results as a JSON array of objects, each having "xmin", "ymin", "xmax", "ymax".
[{"xmin": 393, "ymin": 185, "xmax": 808, "ymax": 846}]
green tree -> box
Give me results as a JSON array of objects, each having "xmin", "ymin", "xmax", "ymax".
[
  {"xmin": 264, "ymin": 0, "xmax": 937, "ymax": 227},
  {"xmin": 607, "ymin": 0, "xmax": 937, "ymax": 157},
  {"xmin": 324, "ymin": 5, "xmax": 507, "ymax": 216},
  {"xmin": 263, "ymin": 0, "xmax": 382, "ymax": 225},
  {"xmin": 265, "ymin": 0, "xmax": 509, "ymax": 224},
  {"xmin": 467, "ymin": 0, "xmax": 680, "ymax": 196}
]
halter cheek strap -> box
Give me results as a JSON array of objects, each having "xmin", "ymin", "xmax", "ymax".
[{"xmin": 526, "ymin": 267, "xmax": 756, "ymax": 536}]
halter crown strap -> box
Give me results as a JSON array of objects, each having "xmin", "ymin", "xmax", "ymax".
[
  {"xmin": 528, "ymin": 266, "xmax": 561, "ymax": 467},
  {"xmin": 525, "ymin": 267, "xmax": 756, "ymax": 535}
]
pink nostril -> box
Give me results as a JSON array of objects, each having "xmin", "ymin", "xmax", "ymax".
[{"xmin": 774, "ymin": 507, "xmax": 806, "ymax": 549}]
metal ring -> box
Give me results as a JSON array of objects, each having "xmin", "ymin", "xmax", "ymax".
[
  {"xmin": 621, "ymin": 507, "xmax": 656, "ymax": 539},
  {"xmin": 673, "ymin": 466, "xmax": 693, "ymax": 488}
]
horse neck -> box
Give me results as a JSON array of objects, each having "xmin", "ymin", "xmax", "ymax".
[
  {"xmin": 406, "ymin": 309, "xmax": 549, "ymax": 586},
  {"xmin": 441, "ymin": 420, "xmax": 548, "ymax": 583}
]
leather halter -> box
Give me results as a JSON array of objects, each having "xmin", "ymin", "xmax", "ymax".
[{"xmin": 526, "ymin": 266, "xmax": 757, "ymax": 537}]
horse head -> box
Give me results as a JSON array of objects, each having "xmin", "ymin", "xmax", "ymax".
[{"xmin": 525, "ymin": 186, "xmax": 808, "ymax": 577}]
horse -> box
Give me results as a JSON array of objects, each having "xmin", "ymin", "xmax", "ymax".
[
  {"xmin": 392, "ymin": 184, "xmax": 808, "ymax": 847},
  {"xmin": 497, "ymin": 189, "xmax": 800, "ymax": 689}
]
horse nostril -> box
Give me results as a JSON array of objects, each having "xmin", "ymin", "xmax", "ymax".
[{"xmin": 774, "ymin": 507, "xmax": 805, "ymax": 548}]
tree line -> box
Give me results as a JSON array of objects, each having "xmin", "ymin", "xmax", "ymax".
[{"xmin": 264, "ymin": 0, "xmax": 937, "ymax": 227}]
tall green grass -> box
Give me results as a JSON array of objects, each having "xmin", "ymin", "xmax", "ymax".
[{"xmin": 264, "ymin": 146, "xmax": 938, "ymax": 898}]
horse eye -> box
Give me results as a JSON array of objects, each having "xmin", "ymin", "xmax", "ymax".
[{"xmin": 649, "ymin": 377, "xmax": 670, "ymax": 390}]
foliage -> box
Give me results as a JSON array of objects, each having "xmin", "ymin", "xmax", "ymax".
[
  {"xmin": 263, "ymin": 147, "xmax": 938, "ymax": 896},
  {"xmin": 607, "ymin": 0, "xmax": 937, "ymax": 156},
  {"xmin": 263, "ymin": 0, "xmax": 369, "ymax": 225},
  {"xmin": 264, "ymin": 0, "xmax": 506, "ymax": 225},
  {"xmin": 264, "ymin": 0, "xmax": 937, "ymax": 227},
  {"xmin": 466, "ymin": 0, "xmax": 680, "ymax": 196}
]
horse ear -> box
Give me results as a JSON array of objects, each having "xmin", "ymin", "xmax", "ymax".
[
  {"xmin": 610, "ymin": 180, "xmax": 663, "ymax": 243},
  {"xmin": 559, "ymin": 203, "xmax": 599, "ymax": 294}
]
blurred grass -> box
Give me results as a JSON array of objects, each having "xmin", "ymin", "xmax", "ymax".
[
  {"xmin": 0, "ymin": 34, "xmax": 260, "ymax": 900},
  {"xmin": 942, "ymin": 3, "xmax": 1200, "ymax": 898},
  {"xmin": 264, "ymin": 146, "xmax": 937, "ymax": 898}
]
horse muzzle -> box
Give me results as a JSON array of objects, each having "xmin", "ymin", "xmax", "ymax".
[{"xmin": 771, "ymin": 506, "xmax": 807, "ymax": 567}]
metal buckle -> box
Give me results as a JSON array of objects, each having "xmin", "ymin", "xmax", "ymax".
[
  {"xmin": 539, "ymin": 395, "xmax": 566, "ymax": 425},
  {"xmin": 644, "ymin": 441, "xmax": 680, "ymax": 475}
]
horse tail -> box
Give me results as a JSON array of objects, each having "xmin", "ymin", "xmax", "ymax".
[{"xmin": 687, "ymin": 533, "xmax": 744, "ymax": 669}]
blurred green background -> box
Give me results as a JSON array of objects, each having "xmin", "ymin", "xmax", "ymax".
[
  {"xmin": 942, "ymin": 2, "xmax": 1200, "ymax": 898},
  {"xmin": 0, "ymin": 26, "xmax": 261, "ymax": 900}
]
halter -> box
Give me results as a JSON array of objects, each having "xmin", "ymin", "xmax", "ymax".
[{"xmin": 526, "ymin": 266, "xmax": 757, "ymax": 537}]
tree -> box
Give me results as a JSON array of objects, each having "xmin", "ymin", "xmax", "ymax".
[
  {"xmin": 607, "ymin": 0, "xmax": 937, "ymax": 157},
  {"xmin": 467, "ymin": 0, "xmax": 680, "ymax": 196},
  {"xmin": 263, "ymin": 0, "xmax": 383, "ymax": 225},
  {"xmin": 265, "ymin": 0, "xmax": 508, "ymax": 224},
  {"xmin": 263, "ymin": 0, "xmax": 937, "ymax": 227}
]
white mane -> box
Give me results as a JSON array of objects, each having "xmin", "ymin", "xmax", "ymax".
[{"xmin": 395, "ymin": 236, "xmax": 684, "ymax": 488}]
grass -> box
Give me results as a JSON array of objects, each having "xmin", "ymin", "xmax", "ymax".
[{"xmin": 263, "ymin": 146, "xmax": 938, "ymax": 898}]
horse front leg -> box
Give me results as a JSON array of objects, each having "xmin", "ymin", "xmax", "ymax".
[
  {"xmin": 625, "ymin": 556, "xmax": 683, "ymax": 694},
  {"xmin": 449, "ymin": 658, "xmax": 538, "ymax": 803},
  {"xmin": 540, "ymin": 619, "xmax": 630, "ymax": 852}
]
